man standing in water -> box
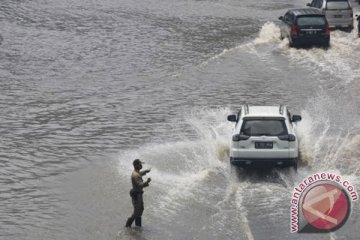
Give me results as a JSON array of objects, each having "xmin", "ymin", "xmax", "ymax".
[{"xmin": 125, "ymin": 159, "xmax": 151, "ymax": 228}]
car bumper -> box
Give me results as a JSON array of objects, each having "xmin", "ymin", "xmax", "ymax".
[
  {"xmin": 292, "ymin": 36, "xmax": 330, "ymax": 46},
  {"xmin": 328, "ymin": 19, "xmax": 353, "ymax": 29},
  {"xmin": 230, "ymin": 147, "xmax": 298, "ymax": 159},
  {"xmin": 329, "ymin": 25, "xmax": 353, "ymax": 30},
  {"xmin": 230, "ymin": 157, "xmax": 297, "ymax": 167}
]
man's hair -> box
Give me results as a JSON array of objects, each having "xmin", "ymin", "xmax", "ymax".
[{"xmin": 133, "ymin": 159, "xmax": 142, "ymax": 167}]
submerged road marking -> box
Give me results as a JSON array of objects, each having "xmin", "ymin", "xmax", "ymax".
[
  {"xmin": 240, "ymin": 213, "xmax": 255, "ymax": 240},
  {"xmin": 234, "ymin": 184, "xmax": 255, "ymax": 240}
]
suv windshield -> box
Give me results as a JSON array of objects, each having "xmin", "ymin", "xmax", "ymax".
[
  {"xmin": 326, "ymin": 1, "xmax": 350, "ymax": 10},
  {"xmin": 241, "ymin": 119, "xmax": 288, "ymax": 136},
  {"xmin": 297, "ymin": 16, "xmax": 326, "ymax": 26}
]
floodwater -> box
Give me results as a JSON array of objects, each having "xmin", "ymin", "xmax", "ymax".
[{"xmin": 0, "ymin": 0, "xmax": 359, "ymax": 239}]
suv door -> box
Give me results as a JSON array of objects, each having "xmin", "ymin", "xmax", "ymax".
[{"xmin": 280, "ymin": 11, "xmax": 293, "ymax": 38}]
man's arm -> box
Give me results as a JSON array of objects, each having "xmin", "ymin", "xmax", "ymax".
[
  {"xmin": 133, "ymin": 174, "xmax": 151, "ymax": 188},
  {"xmin": 139, "ymin": 168, "xmax": 151, "ymax": 176}
]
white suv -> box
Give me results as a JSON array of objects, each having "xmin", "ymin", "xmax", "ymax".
[{"xmin": 227, "ymin": 105, "xmax": 302, "ymax": 169}]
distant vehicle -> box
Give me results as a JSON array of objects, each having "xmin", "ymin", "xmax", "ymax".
[
  {"xmin": 227, "ymin": 105, "xmax": 302, "ymax": 169},
  {"xmin": 306, "ymin": 0, "xmax": 354, "ymax": 31},
  {"xmin": 279, "ymin": 8, "xmax": 330, "ymax": 48}
]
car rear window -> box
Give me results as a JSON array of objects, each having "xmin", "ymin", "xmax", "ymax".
[
  {"xmin": 240, "ymin": 119, "xmax": 288, "ymax": 136},
  {"xmin": 297, "ymin": 16, "xmax": 326, "ymax": 26},
  {"xmin": 326, "ymin": 1, "xmax": 350, "ymax": 10}
]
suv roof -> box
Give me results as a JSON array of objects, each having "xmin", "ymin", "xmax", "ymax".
[
  {"xmin": 242, "ymin": 105, "xmax": 287, "ymax": 118},
  {"xmin": 288, "ymin": 8, "xmax": 324, "ymax": 16}
]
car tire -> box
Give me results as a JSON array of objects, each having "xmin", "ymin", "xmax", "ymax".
[
  {"xmin": 230, "ymin": 162, "xmax": 238, "ymax": 179},
  {"xmin": 230, "ymin": 163, "xmax": 249, "ymax": 181},
  {"xmin": 288, "ymin": 37, "xmax": 295, "ymax": 48},
  {"xmin": 323, "ymin": 41, "xmax": 330, "ymax": 49},
  {"xmin": 280, "ymin": 33, "xmax": 284, "ymax": 40}
]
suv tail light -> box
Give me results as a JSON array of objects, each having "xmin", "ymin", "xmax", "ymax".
[
  {"xmin": 232, "ymin": 134, "xmax": 250, "ymax": 141},
  {"xmin": 278, "ymin": 134, "xmax": 296, "ymax": 142},
  {"xmin": 325, "ymin": 23, "xmax": 330, "ymax": 35},
  {"xmin": 291, "ymin": 24, "xmax": 298, "ymax": 36}
]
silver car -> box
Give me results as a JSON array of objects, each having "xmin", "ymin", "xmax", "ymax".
[
  {"xmin": 307, "ymin": 0, "xmax": 354, "ymax": 30},
  {"xmin": 227, "ymin": 105, "xmax": 302, "ymax": 169}
]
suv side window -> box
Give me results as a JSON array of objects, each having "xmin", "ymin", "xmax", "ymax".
[
  {"xmin": 314, "ymin": 0, "xmax": 318, "ymax": 8},
  {"xmin": 317, "ymin": 0, "xmax": 323, "ymax": 8},
  {"xmin": 287, "ymin": 110, "xmax": 292, "ymax": 124},
  {"xmin": 284, "ymin": 12, "xmax": 294, "ymax": 24},
  {"xmin": 311, "ymin": 0, "xmax": 322, "ymax": 8},
  {"xmin": 237, "ymin": 110, "xmax": 241, "ymax": 121},
  {"xmin": 284, "ymin": 12, "xmax": 291, "ymax": 23},
  {"xmin": 235, "ymin": 109, "xmax": 241, "ymax": 126}
]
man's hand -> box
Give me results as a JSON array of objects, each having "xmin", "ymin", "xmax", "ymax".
[
  {"xmin": 145, "ymin": 168, "xmax": 151, "ymax": 174},
  {"xmin": 146, "ymin": 178, "xmax": 152, "ymax": 184}
]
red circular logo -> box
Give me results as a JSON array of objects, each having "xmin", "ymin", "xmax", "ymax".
[{"xmin": 301, "ymin": 183, "xmax": 350, "ymax": 231}]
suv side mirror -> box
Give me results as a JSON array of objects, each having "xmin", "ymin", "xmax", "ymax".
[
  {"xmin": 291, "ymin": 115, "xmax": 302, "ymax": 122},
  {"xmin": 306, "ymin": 3, "xmax": 311, "ymax": 7},
  {"xmin": 227, "ymin": 114, "xmax": 237, "ymax": 122},
  {"xmin": 278, "ymin": 16, "xmax": 283, "ymax": 21}
]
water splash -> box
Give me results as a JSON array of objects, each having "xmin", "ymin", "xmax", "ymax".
[
  {"xmin": 254, "ymin": 21, "xmax": 281, "ymax": 45},
  {"xmin": 118, "ymin": 107, "xmax": 233, "ymax": 217}
]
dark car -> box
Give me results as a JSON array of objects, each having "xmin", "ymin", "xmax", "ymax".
[{"xmin": 279, "ymin": 8, "xmax": 330, "ymax": 48}]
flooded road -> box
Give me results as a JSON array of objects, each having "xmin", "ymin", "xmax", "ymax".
[{"xmin": 0, "ymin": 0, "xmax": 359, "ymax": 239}]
